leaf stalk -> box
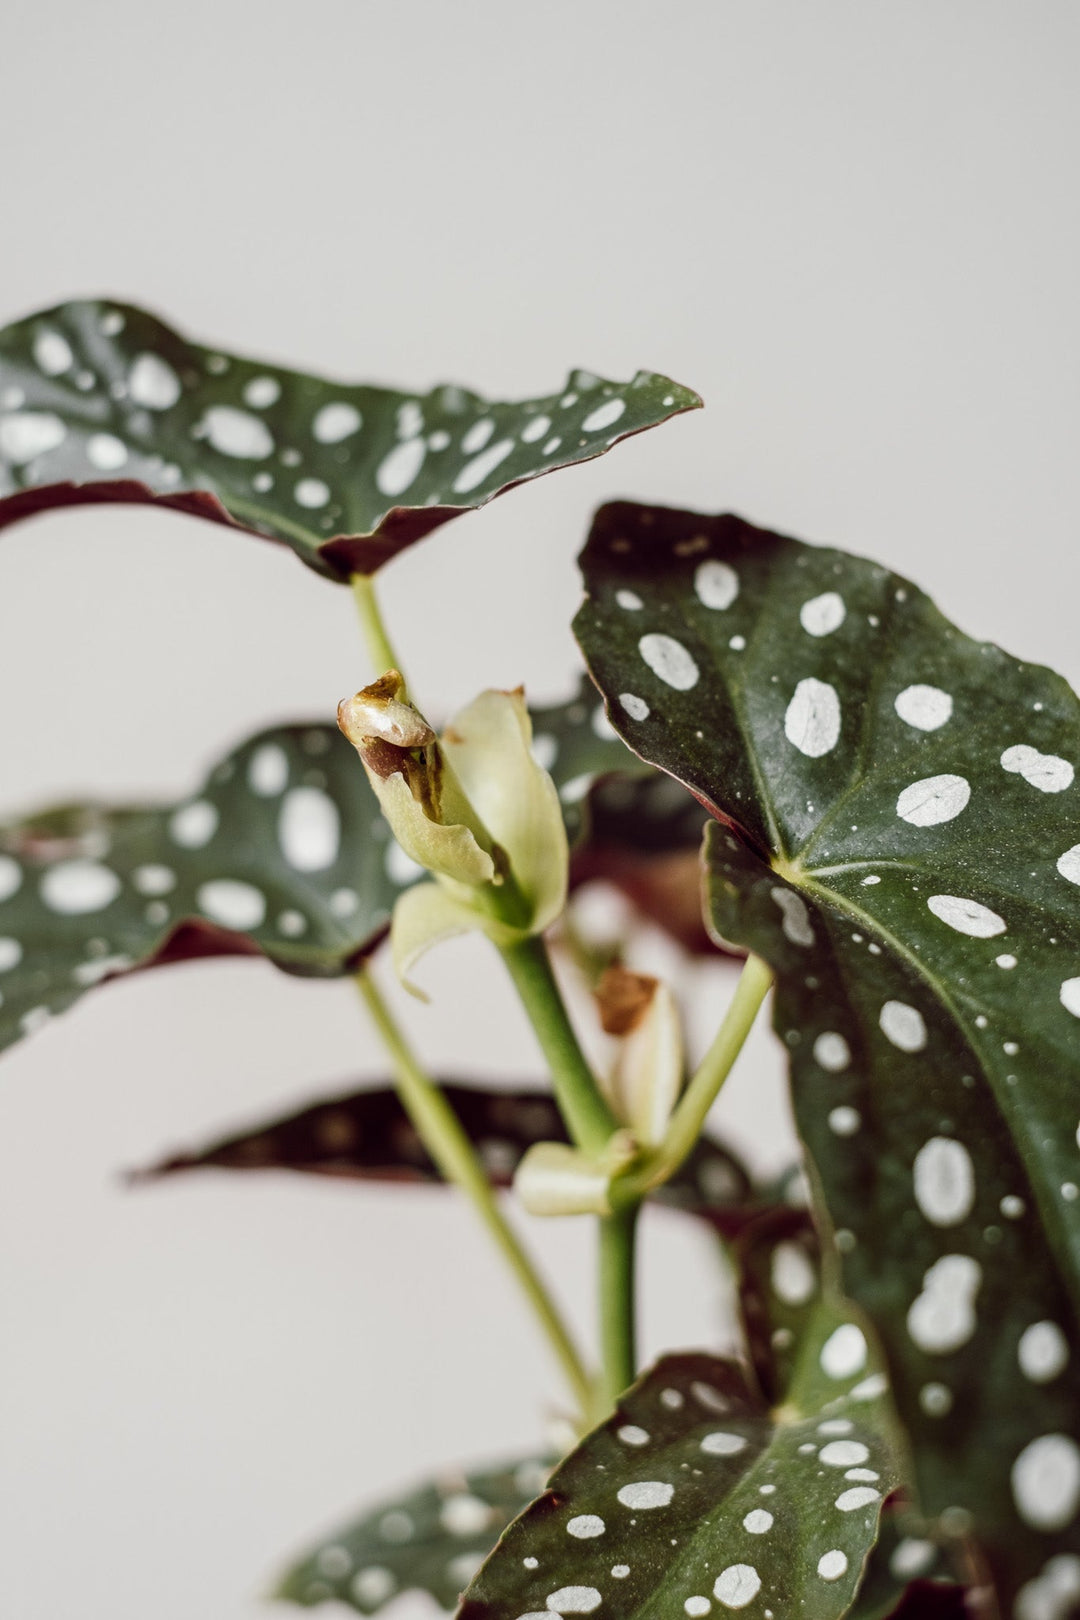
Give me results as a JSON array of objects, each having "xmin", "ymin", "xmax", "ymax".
[
  {"xmin": 598, "ymin": 1205, "xmax": 639, "ymax": 1406},
  {"xmin": 498, "ymin": 935, "xmax": 617, "ymax": 1155},
  {"xmin": 615, "ymin": 952, "xmax": 773, "ymax": 1204},
  {"xmin": 351, "ymin": 572, "xmax": 403, "ymax": 682},
  {"xmin": 354, "ymin": 964, "xmax": 593, "ymax": 1416}
]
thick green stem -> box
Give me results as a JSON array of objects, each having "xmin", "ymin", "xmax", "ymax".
[
  {"xmin": 599, "ymin": 1206, "xmax": 638, "ymax": 1406},
  {"xmin": 351, "ymin": 572, "xmax": 402, "ymax": 680},
  {"xmin": 618, "ymin": 953, "xmax": 774, "ymax": 1202},
  {"xmin": 499, "ymin": 935, "xmax": 617, "ymax": 1154},
  {"xmin": 354, "ymin": 966, "xmax": 592, "ymax": 1416}
]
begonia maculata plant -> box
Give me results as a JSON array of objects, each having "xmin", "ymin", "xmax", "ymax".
[{"xmin": 1, "ymin": 297, "xmax": 1077, "ymax": 1620}]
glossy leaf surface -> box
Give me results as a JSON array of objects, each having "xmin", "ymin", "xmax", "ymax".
[
  {"xmin": 276, "ymin": 1455, "xmax": 551, "ymax": 1611},
  {"xmin": 0, "ymin": 300, "xmax": 699, "ymax": 579},
  {"xmin": 461, "ymin": 1313, "xmax": 900, "ymax": 1620},
  {"xmin": 575, "ymin": 501, "xmax": 1080, "ymax": 1606},
  {"xmin": 130, "ymin": 1080, "xmax": 755, "ymax": 1229}
]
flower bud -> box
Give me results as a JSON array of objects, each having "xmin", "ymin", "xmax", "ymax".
[
  {"xmin": 595, "ymin": 966, "xmax": 684, "ymax": 1147},
  {"xmin": 513, "ymin": 1132, "xmax": 637, "ymax": 1217},
  {"xmin": 338, "ymin": 676, "xmax": 570, "ymax": 993}
]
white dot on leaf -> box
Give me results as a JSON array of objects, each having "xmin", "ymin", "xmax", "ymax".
[
  {"xmin": 617, "ymin": 1481, "xmax": 673, "ymax": 1509},
  {"xmin": 566, "ymin": 1516, "xmax": 605, "ymax": 1539},
  {"xmin": 1060, "ymin": 979, "xmax": 1080, "ymax": 1019},
  {"xmin": 820, "ymin": 1324, "xmax": 867, "ymax": 1379},
  {"xmin": 314, "ymin": 402, "xmax": 361, "ymax": 443},
  {"xmin": 879, "ymin": 1000, "xmax": 927, "ymax": 1052},
  {"xmin": 894, "ymin": 685, "xmax": 953, "ymax": 731},
  {"xmin": 199, "ymin": 405, "xmax": 274, "ymax": 459},
  {"xmin": 817, "ymin": 1551, "xmax": 848, "ymax": 1582},
  {"xmin": 1001, "ymin": 745, "xmax": 1074, "ymax": 793},
  {"xmin": 1018, "ymin": 1322, "xmax": 1069, "ymax": 1384},
  {"xmin": 639, "ymin": 633, "xmax": 699, "ymax": 691},
  {"xmin": 913, "ymin": 1137, "xmax": 976, "ymax": 1227},
  {"xmin": 799, "ymin": 592, "xmax": 845, "ymax": 637},
  {"xmin": 545, "ymin": 1587, "xmax": 602, "ymax": 1613},
  {"xmin": 694, "ymin": 559, "xmax": 739, "ymax": 611},
  {"xmin": 1012, "ymin": 1435, "xmax": 1080, "ymax": 1531},
  {"xmin": 896, "ymin": 774, "xmax": 970, "ymax": 827},
  {"xmin": 41, "ymin": 860, "xmax": 120, "ymax": 915},
  {"xmin": 295, "ymin": 477, "xmax": 330, "ymax": 509},
  {"xmin": 376, "ymin": 437, "xmax": 426, "ymax": 497},
  {"xmin": 129, "ymin": 353, "xmax": 181, "ymax": 410},
  {"xmin": 907, "ymin": 1255, "xmax": 980, "ymax": 1354},
  {"xmin": 582, "ymin": 399, "xmax": 626, "ymax": 433},
  {"xmin": 926, "ymin": 894, "xmax": 1006, "ymax": 938},
  {"xmin": 712, "ymin": 1565, "xmax": 760, "ymax": 1609},
  {"xmin": 453, "ymin": 438, "xmax": 514, "ymax": 494},
  {"xmin": 813, "ymin": 1031, "xmax": 850, "ymax": 1072},
  {"xmin": 196, "ymin": 879, "xmax": 265, "ymax": 931},
  {"xmin": 784, "ymin": 678, "xmax": 841, "ymax": 758}
]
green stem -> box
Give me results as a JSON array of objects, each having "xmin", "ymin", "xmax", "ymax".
[
  {"xmin": 599, "ymin": 1207, "xmax": 638, "ymax": 1406},
  {"xmin": 351, "ymin": 572, "xmax": 402, "ymax": 680},
  {"xmin": 354, "ymin": 965, "xmax": 593, "ymax": 1416},
  {"xmin": 499, "ymin": 935, "xmax": 616, "ymax": 1154},
  {"xmin": 618, "ymin": 953, "xmax": 774, "ymax": 1202}
]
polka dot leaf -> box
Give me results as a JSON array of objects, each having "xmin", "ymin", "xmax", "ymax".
[
  {"xmin": 131, "ymin": 1079, "xmax": 759, "ymax": 1234},
  {"xmin": 274, "ymin": 1454, "xmax": 553, "ymax": 1612},
  {"xmin": 0, "ymin": 300, "xmax": 700, "ymax": 581},
  {"xmin": 574, "ymin": 501, "xmax": 1080, "ymax": 1609},
  {"xmin": 0, "ymin": 722, "xmax": 415, "ymax": 1055},
  {"xmin": 459, "ymin": 1312, "xmax": 901, "ymax": 1620}
]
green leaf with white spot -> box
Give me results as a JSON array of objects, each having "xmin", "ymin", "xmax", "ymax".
[
  {"xmin": 0, "ymin": 300, "xmax": 699, "ymax": 581},
  {"xmin": 275, "ymin": 1455, "xmax": 552, "ymax": 1612},
  {"xmin": 129, "ymin": 1080, "xmax": 756, "ymax": 1229},
  {"xmin": 461, "ymin": 1311, "xmax": 901, "ymax": 1620},
  {"xmin": 574, "ymin": 501, "xmax": 1080, "ymax": 1609},
  {"xmin": 0, "ymin": 721, "xmax": 413, "ymax": 1057}
]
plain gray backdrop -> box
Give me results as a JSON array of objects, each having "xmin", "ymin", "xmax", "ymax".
[{"xmin": 1, "ymin": 4, "xmax": 1078, "ymax": 1616}]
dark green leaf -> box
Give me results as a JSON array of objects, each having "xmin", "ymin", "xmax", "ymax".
[
  {"xmin": 0, "ymin": 300, "xmax": 699, "ymax": 580},
  {"xmin": 0, "ymin": 721, "xmax": 410, "ymax": 1057},
  {"xmin": 574, "ymin": 501, "xmax": 1080, "ymax": 1605},
  {"xmin": 461, "ymin": 1312, "xmax": 900, "ymax": 1620},
  {"xmin": 275, "ymin": 1455, "xmax": 552, "ymax": 1612},
  {"xmin": 128, "ymin": 1079, "xmax": 755, "ymax": 1229}
]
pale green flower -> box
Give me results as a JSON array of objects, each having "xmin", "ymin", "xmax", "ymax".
[{"xmin": 338, "ymin": 672, "xmax": 568, "ymax": 991}]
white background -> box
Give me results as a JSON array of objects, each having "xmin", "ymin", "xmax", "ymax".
[{"xmin": 1, "ymin": 4, "xmax": 1078, "ymax": 1616}]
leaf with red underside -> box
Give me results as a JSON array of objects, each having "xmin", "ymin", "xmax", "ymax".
[
  {"xmin": 127, "ymin": 1080, "xmax": 757, "ymax": 1230},
  {"xmin": 0, "ymin": 300, "xmax": 699, "ymax": 580},
  {"xmin": 0, "ymin": 721, "xmax": 411, "ymax": 1059}
]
